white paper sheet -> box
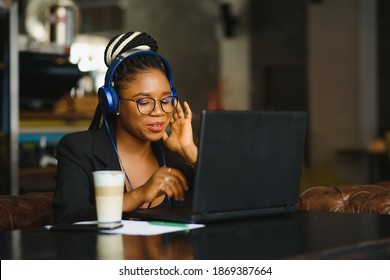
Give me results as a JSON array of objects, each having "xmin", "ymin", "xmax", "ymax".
[
  {"xmin": 104, "ymin": 220, "xmax": 204, "ymax": 235},
  {"xmin": 71, "ymin": 220, "xmax": 205, "ymax": 236}
]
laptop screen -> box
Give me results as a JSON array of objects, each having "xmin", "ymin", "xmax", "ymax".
[{"xmin": 192, "ymin": 110, "xmax": 308, "ymax": 215}]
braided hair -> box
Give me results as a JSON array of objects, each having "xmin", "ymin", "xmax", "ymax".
[{"xmin": 89, "ymin": 31, "xmax": 167, "ymax": 131}]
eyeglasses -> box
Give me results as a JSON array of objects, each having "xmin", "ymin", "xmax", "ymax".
[{"xmin": 119, "ymin": 96, "xmax": 179, "ymax": 115}]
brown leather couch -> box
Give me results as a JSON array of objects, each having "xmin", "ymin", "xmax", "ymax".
[
  {"xmin": 299, "ymin": 182, "xmax": 390, "ymax": 215},
  {"xmin": 0, "ymin": 192, "xmax": 54, "ymax": 231}
]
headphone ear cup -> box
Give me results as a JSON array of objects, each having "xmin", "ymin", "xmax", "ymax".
[{"xmin": 98, "ymin": 86, "xmax": 119, "ymax": 115}]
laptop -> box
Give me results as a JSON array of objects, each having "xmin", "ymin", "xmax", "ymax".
[{"xmin": 124, "ymin": 110, "xmax": 308, "ymax": 223}]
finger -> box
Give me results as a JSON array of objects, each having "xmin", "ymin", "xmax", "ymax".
[
  {"xmin": 159, "ymin": 170, "xmax": 186, "ymax": 200},
  {"xmin": 172, "ymin": 109, "xmax": 179, "ymax": 122},
  {"xmin": 164, "ymin": 180, "xmax": 185, "ymax": 201},
  {"xmin": 167, "ymin": 168, "xmax": 188, "ymax": 190},
  {"xmin": 173, "ymin": 102, "xmax": 183, "ymax": 120},
  {"xmin": 160, "ymin": 183, "xmax": 174, "ymax": 199},
  {"xmin": 183, "ymin": 101, "xmax": 192, "ymax": 120},
  {"xmin": 158, "ymin": 167, "xmax": 188, "ymax": 191},
  {"xmin": 162, "ymin": 173, "xmax": 185, "ymax": 195},
  {"xmin": 170, "ymin": 178, "xmax": 185, "ymax": 200},
  {"xmin": 176, "ymin": 102, "xmax": 185, "ymax": 119}
]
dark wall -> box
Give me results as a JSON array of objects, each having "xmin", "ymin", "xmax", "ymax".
[
  {"xmin": 249, "ymin": 0, "xmax": 307, "ymax": 111},
  {"xmin": 378, "ymin": 0, "xmax": 390, "ymax": 136}
]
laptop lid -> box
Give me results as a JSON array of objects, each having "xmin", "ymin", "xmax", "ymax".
[
  {"xmin": 124, "ymin": 110, "xmax": 308, "ymax": 223},
  {"xmin": 191, "ymin": 110, "xmax": 307, "ymax": 220}
]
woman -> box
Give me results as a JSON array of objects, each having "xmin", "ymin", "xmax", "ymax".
[{"xmin": 53, "ymin": 31, "xmax": 198, "ymax": 224}]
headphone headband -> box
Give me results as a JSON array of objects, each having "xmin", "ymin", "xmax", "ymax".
[
  {"xmin": 103, "ymin": 49, "xmax": 174, "ymax": 88},
  {"xmin": 98, "ymin": 49, "xmax": 176, "ymax": 115}
]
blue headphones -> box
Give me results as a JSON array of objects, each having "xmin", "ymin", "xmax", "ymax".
[{"xmin": 98, "ymin": 50, "xmax": 176, "ymax": 115}]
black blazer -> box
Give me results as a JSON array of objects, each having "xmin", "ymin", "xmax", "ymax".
[{"xmin": 53, "ymin": 123, "xmax": 194, "ymax": 224}]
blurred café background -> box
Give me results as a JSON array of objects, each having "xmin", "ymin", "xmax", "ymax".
[{"xmin": 1, "ymin": 0, "xmax": 390, "ymax": 195}]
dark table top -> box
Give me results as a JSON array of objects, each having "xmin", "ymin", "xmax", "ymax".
[{"xmin": 2, "ymin": 210, "xmax": 390, "ymax": 260}]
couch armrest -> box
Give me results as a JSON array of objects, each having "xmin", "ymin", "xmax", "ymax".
[
  {"xmin": 0, "ymin": 192, "xmax": 54, "ymax": 231},
  {"xmin": 299, "ymin": 184, "xmax": 390, "ymax": 215}
]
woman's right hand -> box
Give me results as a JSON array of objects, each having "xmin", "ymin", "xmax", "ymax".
[{"xmin": 124, "ymin": 167, "xmax": 188, "ymax": 210}]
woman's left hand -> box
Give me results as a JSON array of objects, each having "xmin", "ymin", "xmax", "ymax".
[{"xmin": 163, "ymin": 101, "xmax": 198, "ymax": 164}]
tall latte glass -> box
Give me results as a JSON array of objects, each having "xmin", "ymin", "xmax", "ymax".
[{"xmin": 92, "ymin": 170, "xmax": 125, "ymax": 225}]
